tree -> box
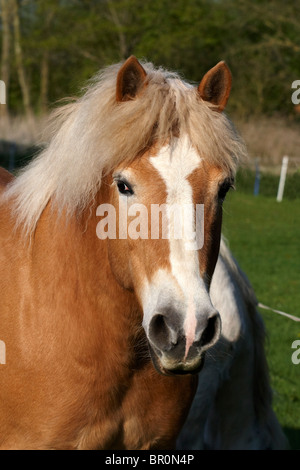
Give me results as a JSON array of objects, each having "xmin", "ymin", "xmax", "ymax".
[
  {"xmin": 1, "ymin": 0, "xmax": 300, "ymax": 117},
  {"xmin": 11, "ymin": 0, "xmax": 34, "ymax": 121},
  {"xmin": 0, "ymin": 0, "xmax": 12, "ymax": 119}
]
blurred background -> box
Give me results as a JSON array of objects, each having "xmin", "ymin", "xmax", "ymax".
[
  {"xmin": 0, "ymin": 0, "xmax": 299, "ymax": 449},
  {"xmin": 1, "ymin": 0, "xmax": 300, "ymax": 170}
]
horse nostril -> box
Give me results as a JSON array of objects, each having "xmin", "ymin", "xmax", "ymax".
[
  {"xmin": 149, "ymin": 314, "xmax": 169, "ymax": 350},
  {"xmin": 147, "ymin": 310, "xmax": 221, "ymax": 359},
  {"xmin": 200, "ymin": 313, "xmax": 221, "ymax": 348},
  {"xmin": 148, "ymin": 313, "xmax": 179, "ymax": 352}
]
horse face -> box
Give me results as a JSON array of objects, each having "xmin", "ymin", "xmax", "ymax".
[{"xmin": 107, "ymin": 135, "xmax": 234, "ymax": 375}]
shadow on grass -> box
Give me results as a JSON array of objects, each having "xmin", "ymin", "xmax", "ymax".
[{"xmin": 284, "ymin": 427, "xmax": 300, "ymax": 450}]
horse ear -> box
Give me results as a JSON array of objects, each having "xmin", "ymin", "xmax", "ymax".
[
  {"xmin": 116, "ymin": 56, "xmax": 147, "ymax": 102},
  {"xmin": 198, "ymin": 61, "xmax": 232, "ymax": 112}
]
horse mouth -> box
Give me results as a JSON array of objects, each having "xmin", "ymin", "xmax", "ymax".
[{"xmin": 148, "ymin": 344, "xmax": 206, "ymax": 376}]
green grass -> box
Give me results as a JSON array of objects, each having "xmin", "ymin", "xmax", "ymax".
[{"xmin": 222, "ymin": 190, "xmax": 300, "ymax": 449}]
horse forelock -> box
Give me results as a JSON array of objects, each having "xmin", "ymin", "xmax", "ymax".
[{"xmin": 2, "ymin": 60, "xmax": 247, "ymax": 236}]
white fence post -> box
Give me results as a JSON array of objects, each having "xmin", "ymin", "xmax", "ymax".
[{"xmin": 277, "ymin": 156, "xmax": 289, "ymax": 202}]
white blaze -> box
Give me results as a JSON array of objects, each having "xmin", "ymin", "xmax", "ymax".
[{"xmin": 150, "ymin": 135, "xmax": 208, "ymax": 358}]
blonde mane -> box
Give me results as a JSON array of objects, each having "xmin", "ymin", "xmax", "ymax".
[{"xmin": 3, "ymin": 60, "xmax": 247, "ymax": 234}]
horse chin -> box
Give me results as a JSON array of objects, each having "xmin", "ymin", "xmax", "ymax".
[{"xmin": 148, "ymin": 344, "xmax": 206, "ymax": 376}]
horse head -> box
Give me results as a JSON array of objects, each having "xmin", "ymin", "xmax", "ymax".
[{"xmin": 105, "ymin": 57, "xmax": 234, "ymax": 375}]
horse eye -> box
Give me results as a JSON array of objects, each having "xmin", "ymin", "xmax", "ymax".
[
  {"xmin": 117, "ymin": 180, "xmax": 134, "ymax": 196},
  {"xmin": 218, "ymin": 179, "xmax": 234, "ymax": 202}
]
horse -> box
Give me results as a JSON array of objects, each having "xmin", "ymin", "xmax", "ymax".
[{"xmin": 0, "ymin": 56, "xmax": 286, "ymax": 449}]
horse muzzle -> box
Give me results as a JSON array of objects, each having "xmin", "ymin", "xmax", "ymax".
[{"xmin": 145, "ymin": 309, "xmax": 221, "ymax": 376}]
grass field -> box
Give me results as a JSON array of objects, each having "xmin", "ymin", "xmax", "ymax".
[{"xmin": 222, "ymin": 186, "xmax": 300, "ymax": 450}]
